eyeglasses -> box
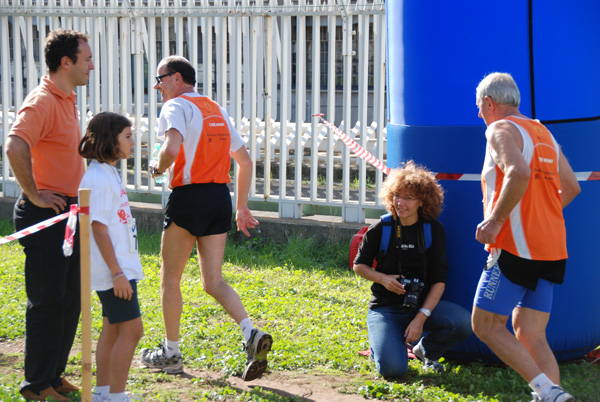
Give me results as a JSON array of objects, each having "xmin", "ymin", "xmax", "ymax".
[{"xmin": 155, "ymin": 72, "xmax": 175, "ymax": 84}]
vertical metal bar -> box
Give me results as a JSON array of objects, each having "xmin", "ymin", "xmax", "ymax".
[
  {"xmin": 175, "ymin": 0, "xmax": 184, "ymax": 56},
  {"xmin": 230, "ymin": 12, "xmax": 242, "ymax": 128},
  {"xmin": 37, "ymin": 10, "xmax": 46, "ymax": 82},
  {"xmin": 76, "ymin": 10, "xmax": 88, "ymax": 140},
  {"xmin": 201, "ymin": 0, "xmax": 213, "ymax": 98},
  {"xmin": 342, "ymin": 6, "xmax": 352, "ymax": 210},
  {"xmin": 357, "ymin": 2, "xmax": 369, "ymax": 208},
  {"xmin": 294, "ymin": 7, "xmax": 306, "ymax": 207},
  {"xmin": 310, "ymin": 15, "xmax": 321, "ymax": 203},
  {"xmin": 279, "ymin": 13, "xmax": 290, "ymax": 202},
  {"xmin": 12, "ymin": 17, "xmax": 24, "ymax": 107},
  {"xmin": 188, "ymin": 2, "xmax": 198, "ymax": 91},
  {"xmin": 264, "ymin": 15, "xmax": 273, "ymax": 200},
  {"xmin": 161, "ymin": 3, "xmax": 169, "ymax": 59},
  {"xmin": 24, "ymin": 3, "xmax": 36, "ymax": 94},
  {"xmin": 108, "ymin": 0, "xmax": 118, "ymax": 112},
  {"xmin": 326, "ymin": 12, "xmax": 336, "ymax": 203},
  {"xmin": 148, "ymin": 2, "xmax": 158, "ymax": 192},
  {"xmin": 373, "ymin": 10, "xmax": 386, "ymax": 201},
  {"xmin": 88, "ymin": 0, "xmax": 100, "ymax": 114},
  {"xmin": 120, "ymin": 15, "xmax": 130, "ymax": 115},
  {"xmin": 97, "ymin": 16, "xmax": 108, "ymax": 111},
  {"xmin": 216, "ymin": 15, "xmax": 227, "ymax": 107},
  {"xmin": 132, "ymin": 9, "xmax": 144, "ymax": 189},
  {"xmin": 1, "ymin": 15, "xmax": 11, "ymax": 182},
  {"xmin": 248, "ymin": 14, "xmax": 258, "ymax": 197},
  {"xmin": 241, "ymin": 0, "xmax": 250, "ymax": 117}
]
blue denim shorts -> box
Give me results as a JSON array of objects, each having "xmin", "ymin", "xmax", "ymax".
[{"xmin": 474, "ymin": 262, "xmax": 554, "ymax": 315}]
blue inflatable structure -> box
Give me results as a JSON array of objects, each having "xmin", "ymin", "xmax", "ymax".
[{"xmin": 385, "ymin": 1, "xmax": 600, "ymax": 362}]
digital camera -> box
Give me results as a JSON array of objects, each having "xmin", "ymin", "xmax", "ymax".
[{"xmin": 399, "ymin": 277, "xmax": 425, "ymax": 309}]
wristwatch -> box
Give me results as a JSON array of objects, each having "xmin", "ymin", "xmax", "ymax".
[
  {"xmin": 152, "ymin": 165, "xmax": 164, "ymax": 176},
  {"xmin": 419, "ymin": 307, "xmax": 431, "ymax": 317}
]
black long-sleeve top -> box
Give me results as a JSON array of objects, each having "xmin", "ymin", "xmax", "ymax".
[{"xmin": 354, "ymin": 217, "xmax": 448, "ymax": 309}]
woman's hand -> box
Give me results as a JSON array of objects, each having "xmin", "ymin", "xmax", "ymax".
[
  {"xmin": 380, "ymin": 274, "xmax": 407, "ymax": 295},
  {"xmin": 113, "ymin": 275, "xmax": 133, "ymax": 300},
  {"xmin": 404, "ymin": 315, "xmax": 426, "ymax": 344}
]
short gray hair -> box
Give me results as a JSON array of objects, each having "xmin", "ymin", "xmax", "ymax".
[{"xmin": 476, "ymin": 72, "xmax": 520, "ymax": 108}]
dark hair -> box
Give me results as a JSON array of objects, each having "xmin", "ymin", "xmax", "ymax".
[
  {"xmin": 79, "ymin": 112, "xmax": 132, "ymax": 163},
  {"xmin": 44, "ymin": 29, "xmax": 89, "ymax": 73},
  {"xmin": 162, "ymin": 56, "xmax": 196, "ymax": 86}
]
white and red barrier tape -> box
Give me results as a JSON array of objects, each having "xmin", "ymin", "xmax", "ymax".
[
  {"xmin": 314, "ymin": 114, "xmax": 392, "ymax": 175},
  {"xmin": 0, "ymin": 211, "xmax": 70, "ymax": 246},
  {"xmin": 0, "ymin": 205, "xmax": 88, "ymax": 258},
  {"xmin": 62, "ymin": 204, "xmax": 79, "ymax": 257},
  {"xmin": 314, "ymin": 114, "xmax": 600, "ymax": 182}
]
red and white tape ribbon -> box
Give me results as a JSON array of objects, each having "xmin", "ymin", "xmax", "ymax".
[
  {"xmin": 435, "ymin": 172, "xmax": 600, "ymax": 182},
  {"xmin": 315, "ymin": 114, "xmax": 600, "ymax": 183},
  {"xmin": 62, "ymin": 204, "xmax": 79, "ymax": 257},
  {"xmin": 314, "ymin": 114, "xmax": 391, "ymax": 175},
  {"xmin": 575, "ymin": 171, "xmax": 600, "ymax": 181},
  {"xmin": 0, "ymin": 211, "xmax": 70, "ymax": 246}
]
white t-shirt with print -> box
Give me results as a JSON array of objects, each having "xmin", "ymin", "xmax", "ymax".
[{"xmin": 80, "ymin": 160, "xmax": 143, "ymax": 291}]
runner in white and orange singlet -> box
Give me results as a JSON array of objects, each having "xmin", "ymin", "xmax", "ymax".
[
  {"xmin": 140, "ymin": 56, "xmax": 271, "ymax": 381},
  {"xmin": 472, "ymin": 72, "xmax": 580, "ymax": 402}
]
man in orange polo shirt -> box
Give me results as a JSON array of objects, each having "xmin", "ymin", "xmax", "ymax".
[
  {"xmin": 6, "ymin": 28, "xmax": 94, "ymax": 402},
  {"xmin": 471, "ymin": 73, "xmax": 580, "ymax": 402},
  {"xmin": 140, "ymin": 56, "xmax": 272, "ymax": 381}
]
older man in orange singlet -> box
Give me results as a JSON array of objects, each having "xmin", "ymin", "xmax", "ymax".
[{"xmin": 471, "ymin": 73, "xmax": 580, "ymax": 402}]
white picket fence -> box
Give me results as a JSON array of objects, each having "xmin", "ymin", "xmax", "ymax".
[{"xmin": 0, "ymin": 0, "xmax": 387, "ymax": 222}]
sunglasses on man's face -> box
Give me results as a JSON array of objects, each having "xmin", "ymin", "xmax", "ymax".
[{"xmin": 155, "ymin": 72, "xmax": 175, "ymax": 84}]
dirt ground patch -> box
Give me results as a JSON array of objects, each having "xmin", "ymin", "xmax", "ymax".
[{"xmin": 0, "ymin": 339, "xmax": 369, "ymax": 402}]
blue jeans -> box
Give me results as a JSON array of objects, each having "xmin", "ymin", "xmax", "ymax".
[{"xmin": 367, "ymin": 301, "xmax": 473, "ymax": 378}]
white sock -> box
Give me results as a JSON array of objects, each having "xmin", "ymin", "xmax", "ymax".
[
  {"xmin": 529, "ymin": 373, "xmax": 554, "ymax": 397},
  {"xmin": 163, "ymin": 338, "xmax": 180, "ymax": 358},
  {"xmin": 93, "ymin": 385, "xmax": 110, "ymax": 399},
  {"xmin": 109, "ymin": 392, "xmax": 128, "ymax": 402},
  {"xmin": 240, "ymin": 318, "xmax": 255, "ymax": 342}
]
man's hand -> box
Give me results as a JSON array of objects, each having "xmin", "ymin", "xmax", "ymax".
[
  {"xmin": 28, "ymin": 190, "xmax": 67, "ymax": 214},
  {"xmin": 476, "ymin": 218, "xmax": 503, "ymax": 245},
  {"xmin": 235, "ymin": 207, "xmax": 259, "ymax": 237}
]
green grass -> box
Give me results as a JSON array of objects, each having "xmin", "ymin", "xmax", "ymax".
[{"xmin": 0, "ymin": 219, "xmax": 599, "ymax": 401}]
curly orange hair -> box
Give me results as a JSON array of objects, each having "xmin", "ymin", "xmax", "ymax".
[{"xmin": 380, "ymin": 160, "xmax": 444, "ymax": 220}]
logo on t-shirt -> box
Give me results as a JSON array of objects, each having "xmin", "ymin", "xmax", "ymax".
[{"xmin": 117, "ymin": 209, "xmax": 130, "ymax": 224}]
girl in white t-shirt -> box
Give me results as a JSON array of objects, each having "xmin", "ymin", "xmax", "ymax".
[{"xmin": 79, "ymin": 112, "xmax": 144, "ymax": 402}]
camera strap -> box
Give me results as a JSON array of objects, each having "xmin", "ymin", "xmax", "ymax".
[
  {"xmin": 395, "ymin": 218, "xmax": 403, "ymax": 276},
  {"xmin": 394, "ymin": 218, "xmax": 428, "ymax": 284},
  {"xmin": 417, "ymin": 221, "xmax": 428, "ymax": 285}
]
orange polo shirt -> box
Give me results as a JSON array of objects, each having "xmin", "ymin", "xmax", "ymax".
[
  {"xmin": 481, "ymin": 116, "xmax": 567, "ymax": 261},
  {"xmin": 9, "ymin": 76, "xmax": 85, "ymax": 197}
]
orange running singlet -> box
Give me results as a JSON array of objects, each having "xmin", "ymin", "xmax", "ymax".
[
  {"xmin": 170, "ymin": 95, "xmax": 232, "ymax": 187},
  {"xmin": 481, "ymin": 116, "xmax": 567, "ymax": 261}
]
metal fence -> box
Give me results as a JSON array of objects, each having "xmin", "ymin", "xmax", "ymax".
[{"xmin": 0, "ymin": 0, "xmax": 387, "ymax": 223}]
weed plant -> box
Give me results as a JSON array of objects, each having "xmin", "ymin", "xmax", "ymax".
[{"xmin": 0, "ymin": 219, "xmax": 598, "ymax": 401}]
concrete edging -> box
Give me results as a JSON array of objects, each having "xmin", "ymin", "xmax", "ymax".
[{"xmin": 0, "ymin": 196, "xmax": 375, "ymax": 246}]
